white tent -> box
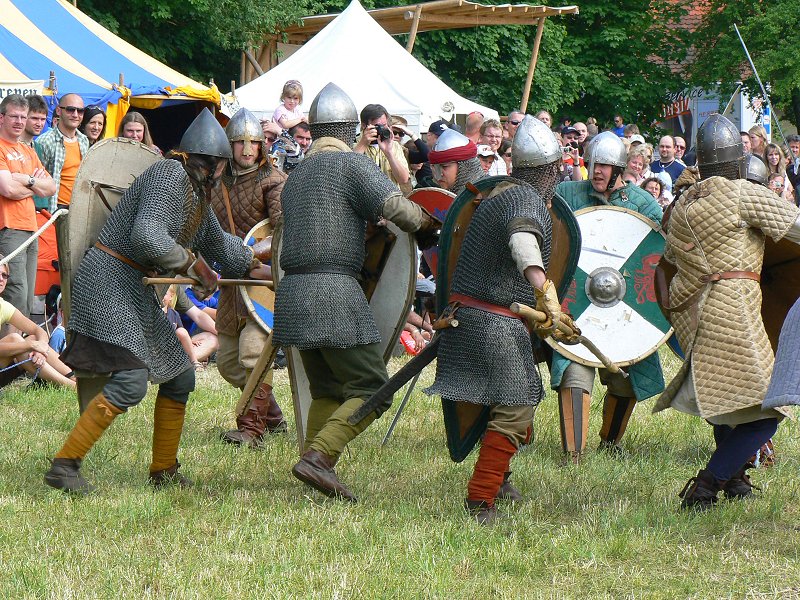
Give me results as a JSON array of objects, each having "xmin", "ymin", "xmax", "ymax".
[{"xmin": 235, "ymin": 0, "xmax": 497, "ymax": 133}]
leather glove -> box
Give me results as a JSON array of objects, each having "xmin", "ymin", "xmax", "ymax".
[
  {"xmin": 186, "ymin": 254, "xmax": 218, "ymax": 300},
  {"xmin": 533, "ymin": 279, "xmax": 561, "ymax": 339},
  {"xmin": 414, "ymin": 211, "xmax": 441, "ymax": 251},
  {"xmin": 552, "ymin": 313, "xmax": 581, "ymax": 345},
  {"xmin": 251, "ymin": 236, "xmax": 272, "ymax": 262}
]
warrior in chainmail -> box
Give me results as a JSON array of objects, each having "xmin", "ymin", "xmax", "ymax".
[
  {"xmin": 427, "ymin": 128, "xmax": 485, "ymax": 196},
  {"xmin": 425, "ymin": 116, "xmax": 564, "ymax": 525},
  {"xmin": 551, "ymin": 132, "xmax": 665, "ymax": 464},
  {"xmin": 209, "ymin": 108, "xmax": 289, "ymax": 448},
  {"xmin": 274, "ymin": 82, "xmax": 439, "ymax": 502},
  {"xmin": 45, "ymin": 109, "xmax": 272, "ymax": 494},
  {"xmin": 654, "ymin": 114, "xmax": 800, "ymax": 509}
]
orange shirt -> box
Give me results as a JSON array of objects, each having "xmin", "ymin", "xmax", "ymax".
[
  {"xmin": 0, "ymin": 137, "xmax": 41, "ymax": 231},
  {"xmin": 57, "ymin": 137, "xmax": 81, "ymax": 206}
]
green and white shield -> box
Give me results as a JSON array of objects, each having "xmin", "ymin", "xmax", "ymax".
[{"xmin": 549, "ymin": 205, "xmax": 672, "ymax": 368}]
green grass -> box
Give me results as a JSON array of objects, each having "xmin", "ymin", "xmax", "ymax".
[{"xmin": 1, "ymin": 348, "xmax": 799, "ymax": 599}]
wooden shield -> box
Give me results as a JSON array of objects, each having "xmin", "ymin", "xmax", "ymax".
[
  {"xmin": 273, "ymin": 221, "xmax": 417, "ymax": 454},
  {"xmin": 63, "ymin": 138, "xmax": 161, "ymax": 324},
  {"xmin": 240, "ymin": 219, "xmax": 275, "ymax": 332},
  {"xmin": 408, "ymin": 187, "xmax": 456, "ymax": 276},
  {"xmin": 435, "ymin": 176, "xmax": 581, "ymax": 463}
]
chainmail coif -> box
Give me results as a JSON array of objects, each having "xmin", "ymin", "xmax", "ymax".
[
  {"xmin": 513, "ymin": 162, "xmax": 561, "ymax": 204},
  {"xmin": 310, "ymin": 122, "xmax": 357, "ymax": 146},
  {"xmin": 699, "ymin": 160, "xmax": 740, "ymax": 181},
  {"xmin": 450, "ymin": 157, "xmax": 485, "ymax": 195}
]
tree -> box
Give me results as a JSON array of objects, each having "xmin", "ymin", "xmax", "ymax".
[
  {"xmin": 78, "ymin": 0, "xmax": 314, "ymax": 87},
  {"xmin": 687, "ymin": 0, "xmax": 800, "ymax": 129}
]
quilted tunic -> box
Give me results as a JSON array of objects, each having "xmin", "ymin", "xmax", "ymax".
[
  {"xmin": 209, "ymin": 163, "xmax": 286, "ymax": 336},
  {"xmin": 654, "ymin": 177, "xmax": 800, "ymax": 418}
]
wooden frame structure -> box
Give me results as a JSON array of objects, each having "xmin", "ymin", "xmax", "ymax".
[{"xmin": 241, "ymin": 0, "xmax": 579, "ymax": 113}]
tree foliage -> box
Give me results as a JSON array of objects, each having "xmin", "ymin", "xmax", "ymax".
[
  {"xmin": 687, "ymin": 0, "xmax": 800, "ymax": 128},
  {"xmin": 78, "ymin": 0, "xmax": 314, "ymax": 86}
]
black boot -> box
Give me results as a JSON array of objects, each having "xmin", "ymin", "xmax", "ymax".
[
  {"xmin": 149, "ymin": 461, "xmax": 193, "ymax": 489},
  {"xmin": 495, "ymin": 471, "xmax": 522, "ymax": 502},
  {"xmin": 44, "ymin": 458, "xmax": 93, "ymax": 495},
  {"xmin": 723, "ymin": 464, "xmax": 758, "ymax": 500},
  {"xmin": 464, "ymin": 499, "xmax": 499, "ymax": 525},
  {"xmin": 679, "ymin": 468, "xmax": 723, "ymax": 510}
]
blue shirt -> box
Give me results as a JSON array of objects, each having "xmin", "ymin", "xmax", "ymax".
[
  {"xmin": 650, "ymin": 159, "xmax": 685, "ymax": 184},
  {"xmin": 49, "ymin": 325, "xmax": 66, "ymax": 354}
]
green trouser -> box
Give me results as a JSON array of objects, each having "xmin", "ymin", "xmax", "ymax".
[{"xmin": 299, "ymin": 343, "xmax": 388, "ymax": 461}]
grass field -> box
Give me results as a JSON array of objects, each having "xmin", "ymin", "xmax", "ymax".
[{"xmin": 1, "ymin": 348, "xmax": 799, "ymax": 599}]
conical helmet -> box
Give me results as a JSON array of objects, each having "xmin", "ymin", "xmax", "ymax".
[
  {"xmin": 512, "ymin": 115, "xmax": 560, "ymax": 169},
  {"xmin": 696, "ymin": 113, "xmax": 742, "ymax": 168},
  {"xmin": 586, "ymin": 131, "xmax": 627, "ymax": 176},
  {"xmin": 179, "ymin": 107, "xmax": 232, "ymax": 159},
  {"xmin": 308, "ymin": 82, "xmax": 358, "ymax": 125},
  {"xmin": 739, "ymin": 153, "xmax": 769, "ymax": 186},
  {"xmin": 225, "ymin": 108, "xmax": 264, "ymax": 157}
]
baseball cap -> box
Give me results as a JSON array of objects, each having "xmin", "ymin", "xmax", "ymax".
[
  {"xmin": 476, "ymin": 144, "xmax": 495, "ymax": 157},
  {"xmin": 561, "ymin": 126, "xmax": 579, "ymax": 136},
  {"xmin": 629, "ymin": 134, "xmax": 646, "ymax": 145},
  {"xmin": 428, "ymin": 119, "xmax": 450, "ymax": 136}
]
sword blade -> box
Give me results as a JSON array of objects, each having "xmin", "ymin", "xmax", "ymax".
[
  {"xmin": 381, "ymin": 371, "xmax": 421, "ymax": 446},
  {"xmin": 348, "ymin": 335, "xmax": 440, "ymax": 425}
]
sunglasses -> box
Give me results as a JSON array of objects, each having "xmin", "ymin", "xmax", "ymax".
[
  {"xmin": 675, "ymin": 145, "xmax": 686, "ymax": 150},
  {"xmin": 503, "ymin": 152, "xmax": 512, "ymax": 157},
  {"xmin": 0, "ymin": 272, "xmax": 8, "ymax": 280},
  {"xmin": 508, "ymin": 120, "xmax": 521, "ymax": 126},
  {"xmin": 60, "ymin": 106, "xmax": 85, "ymax": 114}
]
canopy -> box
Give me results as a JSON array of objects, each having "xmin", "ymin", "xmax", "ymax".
[
  {"xmin": 236, "ymin": 0, "xmax": 497, "ymax": 132},
  {"xmin": 0, "ymin": 0, "xmax": 220, "ymax": 134}
]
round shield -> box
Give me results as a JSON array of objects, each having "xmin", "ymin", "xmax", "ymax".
[
  {"xmin": 63, "ymin": 138, "xmax": 161, "ymax": 324},
  {"xmin": 408, "ymin": 187, "xmax": 456, "ymax": 276},
  {"xmin": 240, "ymin": 218, "xmax": 275, "ymax": 332},
  {"xmin": 548, "ymin": 205, "xmax": 672, "ymax": 368}
]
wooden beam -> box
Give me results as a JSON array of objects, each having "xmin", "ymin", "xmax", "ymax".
[
  {"xmin": 405, "ymin": 5, "xmax": 423, "ymax": 52},
  {"xmin": 245, "ymin": 48, "xmax": 264, "ymax": 77},
  {"xmin": 520, "ymin": 16, "xmax": 546, "ymax": 113},
  {"xmin": 404, "ymin": 12, "xmax": 538, "ymax": 27},
  {"xmin": 240, "ymin": 51, "xmax": 246, "ymax": 86}
]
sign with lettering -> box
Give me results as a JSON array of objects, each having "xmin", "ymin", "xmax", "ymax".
[{"xmin": 0, "ymin": 80, "xmax": 45, "ymax": 99}]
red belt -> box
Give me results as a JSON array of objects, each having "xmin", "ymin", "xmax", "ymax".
[{"xmin": 449, "ymin": 292, "xmax": 527, "ymax": 323}]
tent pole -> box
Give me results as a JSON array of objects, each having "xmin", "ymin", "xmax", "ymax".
[
  {"xmin": 240, "ymin": 52, "xmax": 246, "ymax": 86},
  {"xmin": 520, "ymin": 16, "xmax": 546, "ymax": 113},
  {"xmin": 405, "ymin": 5, "xmax": 423, "ymax": 52}
]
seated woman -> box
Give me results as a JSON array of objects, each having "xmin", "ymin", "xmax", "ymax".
[
  {"xmin": 79, "ymin": 106, "xmax": 106, "ymax": 147},
  {"xmin": 0, "ymin": 258, "xmax": 75, "ymax": 389},
  {"xmin": 117, "ymin": 111, "xmax": 161, "ymax": 154}
]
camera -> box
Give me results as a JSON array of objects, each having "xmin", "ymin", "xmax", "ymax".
[{"xmin": 373, "ymin": 124, "xmax": 392, "ymax": 142}]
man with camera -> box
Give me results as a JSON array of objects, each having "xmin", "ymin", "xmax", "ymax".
[{"xmin": 354, "ymin": 104, "xmax": 410, "ymax": 191}]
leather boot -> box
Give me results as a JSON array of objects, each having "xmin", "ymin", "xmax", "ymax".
[
  {"xmin": 292, "ymin": 449, "xmax": 357, "ymax": 502},
  {"xmin": 465, "ymin": 499, "xmax": 499, "ymax": 525},
  {"xmin": 44, "ymin": 458, "xmax": 93, "ymax": 495},
  {"xmin": 558, "ymin": 387, "xmax": 590, "ymax": 464},
  {"xmin": 149, "ymin": 460, "xmax": 193, "ymax": 489},
  {"xmin": 264, "ymin": 388, "xmax": 288, "ymax": 433},
  {"xmin": 723, "ymin": 464, "xmax": 758, "ymax": 500},
  {"xmin": 496, "ymin": 471, "xmax": 522, "ymax": 502},
  {"xmin": 679, "ymin": 468, "xmax": 723, "ymax": 510},
  {"xmin": 220, "ymin": 383, "xmax": 276, "ymax": 448},
  {"xmin": 598, "ymin": 393, "xmax": 636, "ymax": 451}
]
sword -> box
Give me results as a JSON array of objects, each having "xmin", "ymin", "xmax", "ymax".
[
  {"xmin": 143, "ymin": 277, "xmax": 273, "ymax": 289},
  {"xmin": 235, "ymin": 331, "xmax": 280, "ymax": 416},
  {"xmin": 381, "ymin": 371, "xmax": 421, "ymax": 446},
  {"xmin": 348, "ymin": 334, "xmax": 440, "ymax": 425}
]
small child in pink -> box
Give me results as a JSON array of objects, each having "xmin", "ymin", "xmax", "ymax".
[{"xmin": 272, "ymin": 80, "xmax": 306, "ymax": 129}]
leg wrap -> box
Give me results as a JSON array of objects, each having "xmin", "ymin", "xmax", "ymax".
[
  {"xmin": 309, "ymin": 397, "xmax": 375, "ymax": 461},
  {"xmin": 599, "ymin": 393, "xmax": 635, "ymax": 445},
  {"xmin": 303, "ymin": 397, "xmax": 341, "ymax": 452},
  {"xmin": 558, "ymin": 387, "xmax": 590, "ymax": 455},
  {"xmin": 55, "ymin": 394, "xmax": 123, "ymax": 459},
  {"xmin": 150, "ymin": 395, "xmax": 187, "ymax": 473},
  {"xmin": 467, "ymin": 430, "xmax": 516, "ymax": 506}
]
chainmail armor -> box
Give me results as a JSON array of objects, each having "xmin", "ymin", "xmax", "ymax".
[
  {"xmin": 69, "ymin": 160, "xmax": 253, "ymax": 383},
  {"xmin": 426, "ymin": 183, "xmax": 553, "ymax": 406},
  {"xmin": 699, "ymin": 160, "xmax": 740, "ymax": 182},
  {"xmin": 274, "ymin": 151, "xmax": 398, "ymax": 349},
  {"xmin": 513, "ymin": 162, "xmax": 561, "ymax": 204},
  {"xmin": 309, "ymin": 122, "xmax": 357, "ymax": 146},
  {"xmin": 449, "ymin": 157, "xmax": 485, "ymax": 195}
]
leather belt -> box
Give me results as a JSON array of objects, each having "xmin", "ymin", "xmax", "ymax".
[
  {"xmin": 449, "ymin": 292, "xmax": 527, "ymax": 325},
  {"xmin": 94, "ymin": 242, "xmax": 157, "ymax": 277},
  {"xmin": 698, "ymin": 270, "xmax": 760, "ymax": 283},
  {"xmin": 283, "ymin": 265, "xmax": 362, "ymax": 280}
]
